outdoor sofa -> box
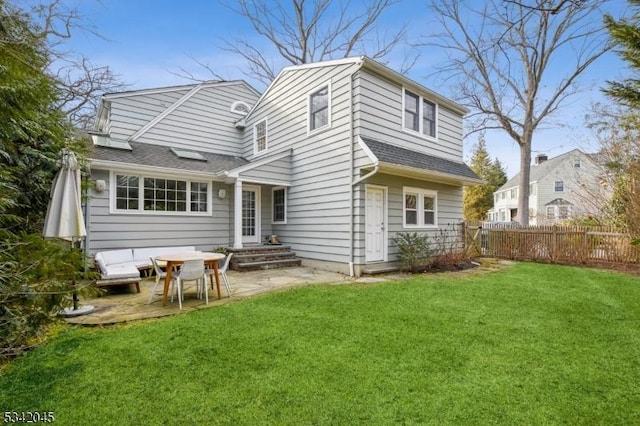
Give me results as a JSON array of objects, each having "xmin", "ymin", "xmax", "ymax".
[{"xmin": 94, "ymin": 246, "xmax": 196, "ymax": 292}]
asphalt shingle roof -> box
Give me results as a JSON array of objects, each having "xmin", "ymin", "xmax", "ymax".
[
  {"xmin": 361, "ymin": 137, "xmax": 480, "ymax": 181},
  {"xmin": 89, "ymin": 141, "xmax": 248, "ymax": 174}
]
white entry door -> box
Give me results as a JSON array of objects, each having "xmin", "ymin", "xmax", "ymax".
[
  {"xmin": 242, "ymin": 186, "xmax": 260, "ymax": 244},
  {"xmin": 365, "ymin": 186, "xmax": 386, "ymax": 262}
]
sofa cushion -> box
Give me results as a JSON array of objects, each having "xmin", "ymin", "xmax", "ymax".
[
  {"xmin": 99, "ymin": 249, "xmax": 134, "ymax": 266},
  {"xmin": 101, "ymin": 263, "xmax": 141, "ymax": 280}
]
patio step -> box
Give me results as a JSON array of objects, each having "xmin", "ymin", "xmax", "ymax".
[
  {"xmin": 227, "ymin": 245, "xmax": 301, "ymax": 271},
  {"xmin": 362, "ymin": 262, "xmax": 401, "ymax": 275}
]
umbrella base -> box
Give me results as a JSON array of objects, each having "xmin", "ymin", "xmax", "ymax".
[{"xmin": 59, "ymin": 305, "xmax": 95, "ymax": 317}]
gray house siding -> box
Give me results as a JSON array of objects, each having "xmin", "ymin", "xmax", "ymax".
[
  {"xmin": 85, "ymin": 169, "xmax": 234, "ymax": 255},
  {"xmin": 351, "ymin": 174, "xmax": 464, "ymax": 265},
  {"xmin": 239, "ymin": 62, "xmax": 360, "ymax": 263},
  {"xmin": 354, "ymin": 71, "xmax": 463, "ymax": 162}
]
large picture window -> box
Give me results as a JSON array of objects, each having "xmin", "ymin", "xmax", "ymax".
[
  {"xmin": 272, "ymin": 187, "xmax": 286, "ymax": 223},
  {"xmin": 113, "ymin": 173, "xmax": 210, "ymax": 215},
  {"xmin": 403, "ymin": 88, "xmax": 437, "ymax": 138},
  {"xmin": 403, "ymin": 187, "xmax": 437, "ymax": 228},
  {"xmin": 309, "ymin": 83, "xmax": 331, "ymax": 132}
]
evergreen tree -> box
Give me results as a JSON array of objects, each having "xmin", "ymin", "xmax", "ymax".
[{"xmin": 464, "ymin": 137, "xmax": 507, "ymax": 221}]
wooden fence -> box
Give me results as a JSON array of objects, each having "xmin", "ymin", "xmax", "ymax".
[{"xmin": 464, "ymin": 221, "xmax": 640, "ymax": 266}]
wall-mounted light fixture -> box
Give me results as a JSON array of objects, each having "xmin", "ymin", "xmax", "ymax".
[
  {"xmin": 95, "ymin": 179, "xmax": 106, "ymax": 193},
  {"xmin": 218, "ymin": 189, "xmax": 227, "ymax": 199}
]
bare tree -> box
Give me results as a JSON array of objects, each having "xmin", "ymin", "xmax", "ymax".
[
  {"xmin": 14, "ymin": 0, "xmax": 126, "ymax": 128},
  {"xmin": 427, "ymin": 0, "xmax": 611, "ymax": 225},
  {"xmin": 221, "ymin": 0, "xmax": 411, "ymax": 86}
]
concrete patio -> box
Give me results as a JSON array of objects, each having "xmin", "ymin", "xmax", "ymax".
[{"xmin": 65, "ymin": 267, "xmax": 393, "ymax": 326}]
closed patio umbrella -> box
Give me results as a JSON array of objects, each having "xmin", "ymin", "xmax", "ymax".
[{"xmin": 43, "ymin": 149, "xmax": 93, "ymax": 316}]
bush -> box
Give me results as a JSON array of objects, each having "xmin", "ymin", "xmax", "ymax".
[
  {"xmin": 0, "ymin": 232, "xmax": 97, "ymax": 362},
  {"xmin": 393, "ymin": 232, "xmax": 431, "ymax": 272}
]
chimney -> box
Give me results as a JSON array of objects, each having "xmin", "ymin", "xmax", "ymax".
[{"xmin": 535, "ymin": 154, "xmax": 548, "ymax": 165}]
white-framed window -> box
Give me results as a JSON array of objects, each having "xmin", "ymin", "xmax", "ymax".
[
  {"xmin": 510, "ymin": 188, "xmax": 517, "ymax": 199},
  {"xmin": 230, "ymin": 101, "xmax": 251, "ymax": 115},
  {"xmin": 555, "ymin": 181, "xmax": 564, "ymax": 192},
  {"xmin": 546, "ymin": 206, "xmax": 555, "ymax": 220},
  {"xmin": 402, "ymin": 88, "xmax": 437, "ymax": 138},
  {"xmin": 112, "ymin": 172, "xmax": 210, "ymax": 215},
  {"xmin": 559, "ymin": 205, "xmax": 570, "ymax": 219},
  {"xmin": 272, "ymin": 187, "xmax": 287, "ymax": 224},
  {"xmin": 254, "ymin": 118, "xmax": 268, "ymax": 154},
  {"xmin": 494, "ymin": 194, "xmax": 498, "ymax": 204},
  {"xmin": 501, "ymin": 192, "xmax": 506, "ymax": 200},
  {"xmin": 403, "ymin": 187, "xmax": 437, "ymax": 228},
  {"xmin": 529, "ymin": 183, "xmax": 537, "ymax": 196},
  {"xmin": 573, "ymin": 158, "xmax": 581, "ymax": 168},
  {"xmin": 308, "ymin": 82, "xmax": 331, "ymax": 133}
]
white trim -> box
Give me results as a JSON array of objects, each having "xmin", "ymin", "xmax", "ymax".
[
  {"xmin": 241, "ymin": 185, "xmax": 261, "ymax": 244},
  {"xmin": 129, "ymin": 85, "xmax": 203, "ymax": 142},
  {"xmin": 401, "ymin": 87, "xmax": 439, "ymax": 141},
  {"xmin": 402, "ymin": 186, "xmax": 438, "ymax": 229},
  {"xmin": 307, "ymin": 81, "xmax": 332, "ymax": 135},
  {"xmin": 271, "ymin": 186, "xmax": 287, "ymax": 224},
  {"xmin": 103, "ymin": 80, "xmax": 260, "ymax": 100},
  {"xmin": 365, "ymin": 184, "xmax": 388, "ymax": 262},
  {"xmin": 357, "ymin": 136, "xmax": 379, "ymax": 165},
  {"xmin": 253, "ymin": 117, "xmax": 269, "ymax": 156},
  {"xmin": 108, "ymin": 171, "xmax": 212, "ymax": 216},
  {"xmin": 230, "ymin": 100, "xmax": 251, "ymax": 115},
  {"xmin": 223, "ymin": 149, "xmax": 292, "ymax": 179}
]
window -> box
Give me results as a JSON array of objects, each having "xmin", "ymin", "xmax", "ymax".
[
  {"xmin": 501, "ymin": 192, "xmax": 506, "ymax": 200},
  {"xmin": 272, "ymin": 187, "xmax": 286, "ymax": 223},
  {"xmin": 254, "ymin": 119, "xmax": 268, "ymax": 154},
  {"xmin": 494, "ymin": 194, "xmax": 498, "ymax": 204},
  {"xmin": 573, "ymin": 158, "xmax": 581, "ymax": 168},
  {"xmin": 510, "ymin": 188, "xmax": 517, "ymax": 199},
  {"xmin": 529, "ymin": 183, "xmax": 537, "ymax": 196},
  {"xmin": 559, "ymin": 205, "xmax": 570, "ymax": 219},
  {"xmin": 403, "ymin": 187, "xmax": 437, "ymax": 227},
  {"xmin": 555, "ymin": 181, "xmax": 564, "ymax": 192},
  {"xmin": 546, "ymin": 206, "xmax": 555, "ymax": 220},
  {"xmin": 403, "ymin": 88, "xmax": 437, "ymax": 138},
  {"xmin": 309, "ymin": 83, "xmax": 330, "ymax": 132},
  {"xmin": 230, "ymin": 101, "xmax": 251, "ymax": 115},
  {"xmin": 113, "ymin": 173, "xmax": 209, "ymax": 215}
]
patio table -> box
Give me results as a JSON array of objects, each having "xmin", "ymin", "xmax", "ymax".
[{"xmin": 155, "ymin": 251, "xmax": 225, "ymax": 306}]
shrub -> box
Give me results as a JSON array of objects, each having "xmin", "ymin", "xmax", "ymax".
[{"xmin": 393, "ymin": 232, "xmax": 431, "ymax": 272}]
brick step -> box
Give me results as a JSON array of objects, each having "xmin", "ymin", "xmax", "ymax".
[
  {"xmin": 235, "ymin": 258, "xmax": 302, "ymax": 271},
  {"xmin": 234, "ymin": 251, "xmax": 298, "ymax": 262}
]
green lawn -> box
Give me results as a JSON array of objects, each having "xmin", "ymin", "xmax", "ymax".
[{"xmin": 1, "ymin": 262, "xmax": 639, "ymax": 425}]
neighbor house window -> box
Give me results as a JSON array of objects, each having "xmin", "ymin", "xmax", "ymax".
[
  {"xmin": 309, "ymin": 83, "xmax": 331, "ymax": 132},
  {"xmin": 555, "ymin": 181, "xmax": 564, "ymax": 192},
  {"xmin": 559, "ymin": 206, "xmax": 571, "ymax": 219},
  {"xmin": 254, "ymin": 119, "xmax": 268, "ymax": 154},
  {"xmin": 573, "ymin": 159, "xmax": 581, "ymax": 168},
  {"xmin": 403, "ymin": 88, "xmax": 437, "ymax": 138},
  {"xmin": 113, "ymin": 173, "xmax": 209, "ymax": 215},
  {"xmin": 529, "ymin": 183, "xmax": 537, "ymax": 196},
  {"xmin": 546, "ymin": 206, "xmax": 555, "ymax": 220},
  {"xmin": 272, "ymin": 187, "xmax": 286, "ymax": 223},
  {"xmin": 403, "ymin": 187, "xmax": 437, "ymax": 227},
  {"xmin": 510, "ymin": 188, "xmax": 517, "ymax": 199}
]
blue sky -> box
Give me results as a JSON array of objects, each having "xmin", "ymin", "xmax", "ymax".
[{"xmin": 55, "ymin": 0, "xmax": 630, "ymax": 177}]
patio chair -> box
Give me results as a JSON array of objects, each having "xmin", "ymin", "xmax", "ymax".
[
  {"xmin": 148, "ymin": 256, "xmax": 174, "ymax": 304},
  {"xmin": 205, "ymin": 253, "xmax": 233, "ymax": 298},
  {"xmin": 172, "ymin": 259, "xmax": 206, "ymax": 310}
]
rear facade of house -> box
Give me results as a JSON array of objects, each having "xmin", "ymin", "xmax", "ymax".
[{"xmin": 86, "ymin": 57, "xmax": 480, "ymax": 276}]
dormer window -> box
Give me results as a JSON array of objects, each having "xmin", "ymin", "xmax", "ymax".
[{"xmin": 230, "ymin": 101, "xmax": 251, "ymax": 116}]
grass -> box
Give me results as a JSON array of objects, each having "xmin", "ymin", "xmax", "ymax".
[{"xmin": 1, "ymin": 262, "xmax": 640, "ymax": 425}]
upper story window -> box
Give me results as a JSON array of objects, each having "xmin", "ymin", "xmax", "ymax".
[
  {"xmin": 272, "ymin": 187, "xmax": 287, "ymax": 224},
  {"xmin": 529, "ymin": 183, "xmax": 537, "ymax": 196},
  {"xmin": 230, "ymin": 101, "xmax": 251, "ymax": 116},
  {"xmin": 403, "ymin": 88, "xmax": 437, "ymax": 138},
  {"xmin": 113, "ymin": 173, "xmax": 210, "ymax": 215},
  {"xmin": 510, "ymin": 188, "xmax": 517, "ymax": 199},
  {"xmin": 403, "ymin": 187, "xmax": 437, "ymax": 228},
  {"xmin": 573, "ymin": 158, "xmax": 581, "ymax": 168},
  {"xmin": 554, "ymin": 180, "xmax": 564, "ymax": 192},
  {"xmin": 308, "ymin": 83, "xmax": 331, "ymax": 133},
  {"xmin": 254, "ymin": 119, "xmax": 268, "ymax": 154}
]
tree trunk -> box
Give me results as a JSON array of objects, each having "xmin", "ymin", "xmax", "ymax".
[{"xmin": 517, "ymin": 141, "xmax": 532, "ymax": 225}]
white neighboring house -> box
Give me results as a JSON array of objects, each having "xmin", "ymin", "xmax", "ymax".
[{"xmin": 487, "ymin": 149, "xmax": 608, "ymax": 225}]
